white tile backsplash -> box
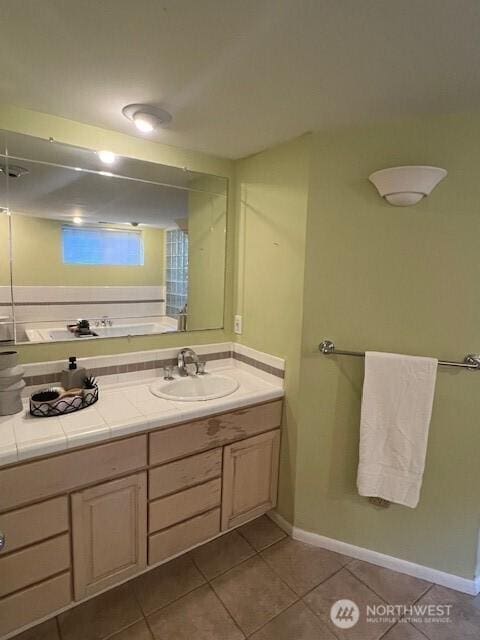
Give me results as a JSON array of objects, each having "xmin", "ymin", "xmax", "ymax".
[
  {"xmin": 11, "ymin": 285, "xmax": 165, "ymax": 303},
  {"xmin": 10, "ymin": 286, "xmax": 167, "ymax": 336},
  {"xmin": 233, "ymin": 343, "xmax": 285, "ymax": 371}
]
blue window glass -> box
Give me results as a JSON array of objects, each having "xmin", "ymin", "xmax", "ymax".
[{"xmin": 62, "ymin": 227, "xmax": 144, "ymax": 266}]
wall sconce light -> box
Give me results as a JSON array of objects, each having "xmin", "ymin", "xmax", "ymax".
[{"xmin": 369, "ymin": 166, "xmax": 447, "ymax": 206}]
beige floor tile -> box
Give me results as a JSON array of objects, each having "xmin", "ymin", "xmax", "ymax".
[
  {"xmin": 303, "ymin": 568, "xmax": 393, "ymax": 640},
  {"xmin": 58, "ymin": 583, "xmax": 143, "ymax": 640},
  {"xmin": 238, "ymin": 515, "xmax": 287, "ymax": 551},
  {"xmin": 249, "ymin": 601, "xmax": 337, "ymax": 640},
  {"xmin": 261, "ymin": 538, "xmax": 349, "ymax": 595},
  {"xmin": 107, "ymin": 620, "xmax": 153, "ymax": 640},
  {"xmin": 192, "ymin": 530, "xmax": 255, "ymax": 579},
  {"xmin": 412, "ymin": 585, "xmax": 480, "ymax": 640},
  {"xmin": 383, "ymin": 621, "xmax": 428, "ymax": 639},
  {"xmin": 348, "ymin": 560, "xmax": 431, "ymax": 604},
  {"xmin": 148, "ymin": 584, "xmax": 244, "ymax": 640},
  {"xmin": 132, "ymin": 554, "xmax": 205, "ymax": 615},
  {"xmin": 211, "ymin": 555, "xmax": 297, "ymax": 635},
  {"xmin": 13, "ymin": 619, "xmax": 59, "ymax": 640}
]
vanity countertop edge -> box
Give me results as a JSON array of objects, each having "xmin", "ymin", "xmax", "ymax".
[{"xmin": 0, "ymin": 365, "xmax": 284, "ymax": 469}]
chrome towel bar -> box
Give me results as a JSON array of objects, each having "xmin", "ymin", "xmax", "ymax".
[{"xmin": 319, "ymin": 340, "xmax": 480, "ymax": 370}]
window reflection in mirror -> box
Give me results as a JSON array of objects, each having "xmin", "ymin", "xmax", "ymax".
[{"xmin": 0, "ymin": 131, "xmax": 227, "ymax": 344}]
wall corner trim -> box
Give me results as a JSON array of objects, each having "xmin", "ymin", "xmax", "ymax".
[
  {"xmin": 267, "ymin": 511, "xmax": 479, "ymax": 596},
  {"xmin": 475, "ymin": 574, "xmax": 480, "ymax": 595},
  {"xmin": 266, "ymin": 510, "xmax": 294, "ymax": 535}
]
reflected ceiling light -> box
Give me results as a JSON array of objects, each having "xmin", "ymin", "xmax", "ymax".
[
  {"xmin": 73, "ymin": 217, "xmax": 83, "ymax": 225},
  {"xmin": 97, "ymin": 150, "xmax": 116, "ymax": 164},
  {"xmin": 369, "ymin": 166, "xmax": 447, "ymax": 206},
  {"xmin": 99, "ymin": 170, "xmax": 113, "ymax": 177},
  {"xmin": 122, "ymin": 104, "xmax": 172, "ymax": 133}
]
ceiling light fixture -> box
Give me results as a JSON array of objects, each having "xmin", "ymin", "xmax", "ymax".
[
  {"xmin": 122, "ymin": 104, "xmax": 172, "ymax": 133},
  {"xmin": 369, "ymin": 166, "xmax": 447, "ymax": 206},
  {"xmin": 73, "ymin": 217, "xmax": 83, "ymax": 225},
  {"xmin": 97, "ymin": 150, "xmax": 116, "ymax": 165}
]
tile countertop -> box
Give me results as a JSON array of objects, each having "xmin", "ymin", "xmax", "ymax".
[{"xmin": 0, "ymin": 364, "xmax": 284, "ymax": 467}]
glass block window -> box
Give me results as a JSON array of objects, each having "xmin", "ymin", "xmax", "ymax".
[
  {"xmin": 62, "ymin": 227, "xmax": 144, "ymax": 266},
  {"xmin": 165, "ymin": 229, "xmax": 188, "ymax": 316}
]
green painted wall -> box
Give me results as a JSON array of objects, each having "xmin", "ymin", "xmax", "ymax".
[
  {"xmin": 0, "ymin": 214, "xmax": 9, "ymax": 287},
  {"xmin": 234, "ymin": 135, "xmax": 311, "ymax": 522},
  {"xmin": 0, "ymin": 105, "xmax": 234, "ymax": 362},
  {"xmin": 187, "ymin": 178, "xmax": 227, "ymax": 330},
  {"xmin": 234, "ymin": 114, "xmax": 480, "ymax": 580},
  {"xmin": 10, "ymin": 214, "xmax": 165, "ymax": 286},
  {"xmin": 296, "ymin": 113, "xmax": 480, "ymax": 579}
]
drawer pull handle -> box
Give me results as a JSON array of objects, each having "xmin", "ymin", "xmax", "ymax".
[{"xmin": 0, "ymin": 531, "xmax": 5, "ymax": 552}]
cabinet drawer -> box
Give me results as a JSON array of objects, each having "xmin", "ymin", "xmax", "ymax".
[
  {"xmin": 149, "ymin": 508, "xmax": 220, "ymax": 565},
  {"xmin": 0, "ymin": 435, "xmax": 147, "ymax": 511},
  {"xmin": 150, "ymin": 400, "xmax": 282, "ymax": 465},
  {"xmin": 149, "ymin": 448, "xmax": 222, "ymax": 500},
  {"xmin": 0, "ymin": 533, "xmax": 70, "ymax": 598},
  {"xmin": 0, "ymin": 571, "xmax": 71, "ymax": 638},
  {"xmin": 0, "ymin": 496, "xmax": 68, "ymax": 553},
  {"xmin": 149, "ymin": 478, "xmax": 221, "ymax": 533}
]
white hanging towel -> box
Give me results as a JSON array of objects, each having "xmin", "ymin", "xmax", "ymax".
[{"xmin": 357, "ymin": 352, "xmax": 438, "ymax": 508}]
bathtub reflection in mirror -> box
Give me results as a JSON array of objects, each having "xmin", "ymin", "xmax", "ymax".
[{"xmin": 0, "ymin": 131, "xmax": 227, "ymax": 344}]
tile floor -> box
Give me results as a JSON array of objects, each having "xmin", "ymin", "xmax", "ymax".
[{"xmin": 14, "ymin": 516, "xmax": 480, "ymax": 640}]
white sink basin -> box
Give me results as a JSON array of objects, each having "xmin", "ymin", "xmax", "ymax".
[{"xmin": 150, "ymin": 374, "xmax": 239, "ymax": 402}]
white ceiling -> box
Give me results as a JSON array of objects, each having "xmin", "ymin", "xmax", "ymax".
[
  {"xmin": 5, "ymin": 159, "xmax": 190, "ymax": 228},
  {"xmin": 1, "ymin": 0, "xmax": 480, "ymax": 159}
]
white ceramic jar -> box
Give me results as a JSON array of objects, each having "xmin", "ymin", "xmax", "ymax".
[{"xmin": 0, "ymin": 351, "xmax": 25, "ymax": 415}]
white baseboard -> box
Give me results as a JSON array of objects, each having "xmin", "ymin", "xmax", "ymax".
[{"xmin": 267, "ymin": 511, "xmax": 479, "ymax": 596}]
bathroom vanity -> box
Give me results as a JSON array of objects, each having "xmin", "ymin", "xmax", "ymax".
[{"xmin": 0, "ymin": 395, "xmax": 282, "ymax": 638}]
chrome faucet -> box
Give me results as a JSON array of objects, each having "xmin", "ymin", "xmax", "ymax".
[
  {"xmin": 95, "ymin": 316, "xmax": 113, "ymax": 328},
  {"xmin": 177, "ymin": 348, "xmax": 200, "ymax": 377}
]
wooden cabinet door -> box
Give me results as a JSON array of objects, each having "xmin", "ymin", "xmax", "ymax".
[
  {"xmin": 221, "ymin": 430, "xmax": 280, "ymax": 530},
  {"xmin": 71, "ymin": 472, "xmax": 147, "ymax": 599}
]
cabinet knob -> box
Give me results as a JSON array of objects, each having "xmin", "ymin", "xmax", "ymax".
[{"xmin": 0, "ymin": 531, "xmax": 5, "ymax": 552}]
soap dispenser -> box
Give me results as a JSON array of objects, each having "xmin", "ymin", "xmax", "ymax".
[{"xmin": 60, "ymin": 357, "xmax": 87, "ymax": 390}]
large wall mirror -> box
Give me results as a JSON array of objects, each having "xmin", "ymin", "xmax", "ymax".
[{"xmin": 0, "ymin": 131, "xmax": 227, "ymax": 344}]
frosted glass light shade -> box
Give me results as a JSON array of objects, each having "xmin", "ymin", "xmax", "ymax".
[
  {"xmin": 122, "ymin": 104, "xmax": 172, "ymax": 134},
  {"xmin": 369, "ymin": 166, "xmax": 447, "ymax": 206}
]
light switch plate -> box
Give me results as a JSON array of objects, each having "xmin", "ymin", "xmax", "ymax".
[{"xmin": 234, "ymin": 314, "xmax": 243, "ymax": 334}]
